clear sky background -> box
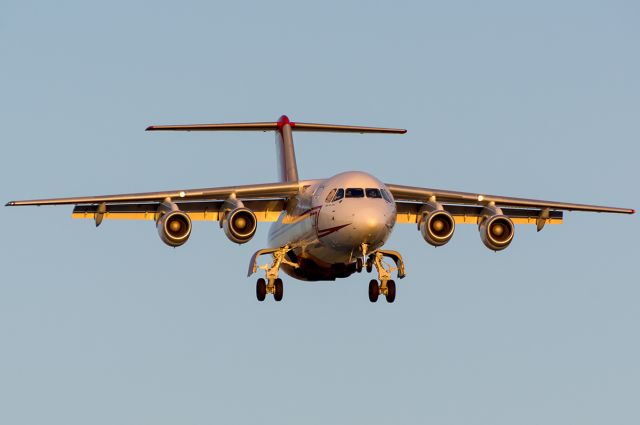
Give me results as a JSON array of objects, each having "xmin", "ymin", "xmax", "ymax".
[{"xmin": 1, "ymin": 1, "xmax": 638, "ymax": 424}]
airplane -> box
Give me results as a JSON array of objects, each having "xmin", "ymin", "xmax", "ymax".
[{"xmin": 6, "ymin": 115, "xmax": 635, "ymax": 303}]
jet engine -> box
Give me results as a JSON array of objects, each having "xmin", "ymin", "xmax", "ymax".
[
  {"xmin": 223, "ymin": 207, "xmax": 257, "ymax": 244},
  {"xmin": 157, "ymin": 210, "xmax": 192, "ymax": 247},
  {"xmin": 420, "ymin": 209, "xmax": 455, "ymax": 246},
  {"xmin": 479, "ymin": 213, "xmax": 514, "ymax": 251}
]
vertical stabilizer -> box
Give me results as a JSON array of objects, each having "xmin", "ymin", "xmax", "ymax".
[{"xmin": 275, "ymin": 115, "xmax": 299, "ymax": 183}]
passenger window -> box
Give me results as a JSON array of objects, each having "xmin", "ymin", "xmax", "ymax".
[
  {"xmin": 333, "ymin": 188, "xmax": 344, "ymax": 201},
  {"xmin": 345, "ymin": 188, "xmax": 365, "ymax": 198},
  {"xmin": 381, "ymin": 189, "xmax": 393, "ymax": 203},
  {"xmin": 325, "ymin": 188, "xmax": 337, "ymax": 203},
  {"xmin": 365, "ymin": 188, "xmax": 382, "ymax": 198}
]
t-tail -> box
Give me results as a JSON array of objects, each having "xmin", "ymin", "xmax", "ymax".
[{"xmin": 146, "ymin": 115, "xmax": 407, "ymax": 183}]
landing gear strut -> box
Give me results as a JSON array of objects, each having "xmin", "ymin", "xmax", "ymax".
[
  {"xmin": 365, "ymin": 250, "xmax": 405, "ymax": 303},
  {"xmin": 249, "ymin": 246, "xmax": 298, "ymax": 302}
]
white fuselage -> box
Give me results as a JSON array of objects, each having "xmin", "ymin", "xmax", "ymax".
[{"xmin": 267, "ymin": 171, "xmax": 397, "ymax": 281}]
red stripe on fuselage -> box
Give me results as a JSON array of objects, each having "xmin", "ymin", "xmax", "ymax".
[
  {"xmin": 296, "ymin": 205, "xmax": 321, "ymax": 217},
  {"xmin": 317, "ymin": 223, "xmax": 351, "ymax": 238}
]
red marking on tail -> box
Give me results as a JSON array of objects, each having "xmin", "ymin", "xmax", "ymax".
[{"xmin": 277, "ymin": 115, "xmax": 295, "ymax": 131}]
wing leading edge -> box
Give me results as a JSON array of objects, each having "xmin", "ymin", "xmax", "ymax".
[
  {"xmin": 6, "ymin": 181, "xmax": 301, "ymax": 207},
  {"xmin": 387, "ymin": 183, "xmax": 634, "ymax": 215}
]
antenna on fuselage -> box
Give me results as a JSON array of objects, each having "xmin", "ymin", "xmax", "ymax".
[{"xmin": 146, "ymin": 115, "xmax": 407, "ymax": 183}]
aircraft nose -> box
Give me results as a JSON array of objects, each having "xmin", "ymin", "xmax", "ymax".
[{"xmin": 351, "ymin": 206, "xmax": 389, "ymax": 244}]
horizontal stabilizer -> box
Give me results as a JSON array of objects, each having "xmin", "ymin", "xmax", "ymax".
[
  {"xmin": 146, "ymin": 116, "xmax": 406, "ymax": 134},
  {"xmin": 292, "ymin": 122, "xmax": 406, "ymax": 134},
  {"xmin": 144, "ymin": 115, "xmax": 406, "ymax": 184},
  {"xmin": 146, "ymin": 122, "xmax": 279, "ymax": 132}
]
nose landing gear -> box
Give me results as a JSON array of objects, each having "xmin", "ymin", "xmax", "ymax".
[
  {"xmin": 248, "ymin": 246, "xmax": 298, "ymax": 302},
  {"xmin": 365, "ymin": 250, "xmax": 405, "ymax": 303},
  {"xmin": 355, "ymin": 257, "xmax": 364, "ymax": 273}
]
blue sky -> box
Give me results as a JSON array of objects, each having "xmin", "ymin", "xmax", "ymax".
[{"xmin": 1, "ymin": 1, "xmax": 638, "ymax": 424}]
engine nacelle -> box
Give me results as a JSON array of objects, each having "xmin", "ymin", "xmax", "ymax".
[
  {"xmin": 479, "ymin": 214, "xmax": 515, "ymax": 251},
  {"xmin": 223, "ymin": 207, "xmax": 257, "ymax": 244},
  {"xmin": 420, "ymin": 209, "xmax": 455, "ymax": 246},
  {"xmin": 156, "ymin": 210, "xmax": 192, "ymax": 247}
]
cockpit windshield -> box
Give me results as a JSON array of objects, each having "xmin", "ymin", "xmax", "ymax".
[
  {"xmin": 381, "ymin": 189, "xmax": 393, "ymax": 203},
  {"xmin": 325, "ymin": 188, "xmax": 345, "ymax": 202},
  {"xmin": 327, "ymin": 188, "xmax": 388, "ymax": 201},
  {"xmin": 365, "ymin": 188, "xmax": 382, "ymax": 198},
  {"xmin": 325, "ymin": 188, "xmax": 337, "ymax": 203},
  {"xmin": 345, "ymin": 188, "xmax": 365, "ymax": 198}
]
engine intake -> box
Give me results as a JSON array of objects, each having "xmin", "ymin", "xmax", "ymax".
[
  {"xmin": 157, "ymin": 210, "xmax": 192, "ymax": 247},
  {"xmin": 479, "ymin": 214, "xmax": 514, "ymax": 251},
  {"xmin": 420, "ymin": 210, "xmax": 455, "ymax": 246},
  {"xmin": 223, "ymin": 207, "xmax": 257, "ymax": 244}
]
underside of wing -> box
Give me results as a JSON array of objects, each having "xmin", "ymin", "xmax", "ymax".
[
  {"xmin": 71, "ymin": 199, "xmax": 285, "ymax": 222},
  {"xmin": 396, "ymin": 202, "xmax": 564, "ymax": 225}
]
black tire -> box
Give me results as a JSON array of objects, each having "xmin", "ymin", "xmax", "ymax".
[
  {"xmin": 256, "ymin": 278, "xmax": 267, "ymax": 301},
  {"xmin": 368, "ymin": 279, "xmax": 379, "ymax": 303},
  {"xmin": 386, "ymin": 280, "xmax": 396, "ymax": 303},
  {"xmin": 366, "ymin": 257, "xmax": 373, "ymax": 273},
  {"xmin": 274, "ymin": 278, "xmax": 284, "ymax": 302},
  {"xmin": 356, "ymin": 258, "xmax": 363, "ymax": 273}
]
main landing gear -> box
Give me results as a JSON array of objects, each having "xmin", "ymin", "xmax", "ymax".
[
  {"xmin": 248, "ymin": 246, "xmax": 297, "ymax": 302},
  {"xmin": 363, "ymin": 250, "xmax": 406, "ymax": 303}
]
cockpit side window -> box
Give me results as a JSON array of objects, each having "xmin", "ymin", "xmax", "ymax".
[
  {"xmin": 345, "ymin": 188, "xmax": 365, "ymax": 198},
  {"xmin": 325, "ymin": 188, "xmax": 337, "ymax": 203},
  {"xmin": 381, "ymin": 189, "xmax": 393, "ymax": 203},
  {"xmin": 333, "ymin": 188, "xmax": 344, "ymax": 201},
  {"xmin": 365, "ymin": 188, "xmax": 382, "ymax": 198}
]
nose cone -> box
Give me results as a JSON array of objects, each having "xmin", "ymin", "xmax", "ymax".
[{"xmin": 347, "ymin": 205, "xmax": 391, "ymax": 248}]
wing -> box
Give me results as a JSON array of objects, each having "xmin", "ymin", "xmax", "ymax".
[
  {"xmin": 388, "ymin": 183, "xmax": 634, "ymax": 228},
  {"xmin": 6, "ymin": 181, "xmax": 307, "ymax": 223}
]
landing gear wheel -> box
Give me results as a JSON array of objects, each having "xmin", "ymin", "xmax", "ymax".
[
  {"xmin": 366, "ymin": 257, "xmax": 373, "ymax": 273},
  {"xmin": 256, "ymin": 278, "xmax": 267, "ymax": 301},
  {"xmin": 386, "ymin": 280, "xmax": 396, "ymax": 303},
  {"xmin": 368, "ymin": 279, "xmax": 379, "ymax": 303},
  {"xmin": 274, "ymin": 278, "xmax": 284, "ymax": 302},
  {"xmin": 356, "ymin": 258, "xmax": 363, "ymax": 273}
]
